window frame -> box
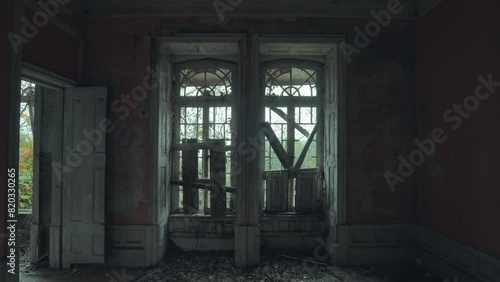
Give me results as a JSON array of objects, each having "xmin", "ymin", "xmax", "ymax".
[
  {"xmin": 154, "ymin": 35, "xmax": 346, "ymax": 225},
  {"xmin": 171, "ymin": 59, "xmax": 238, "ymax": 214},
  {"xmin": 260, "ymin": 59, "xmax": 325, "ymax": 212}
]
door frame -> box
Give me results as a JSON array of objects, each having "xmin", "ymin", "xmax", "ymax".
[
  {"xmin": 21, "ymin": 62, "xmax": 77, "ymax": 269},
  {"xmin": 255, "ymin": 35, "xmax": 347, "ymax": 226}
]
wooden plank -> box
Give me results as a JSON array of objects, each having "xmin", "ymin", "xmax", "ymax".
[
  {"xmin": 170, "ymin": 180, "xmax": 235, "ymax": 194},
  {"xmin": 295, "ymin": 169, "xmax": 320, "ymax": 213},
  {"xmin": 209, "ymin": 140, "xmax": 226, "ymax": 216},
  {"xmin": 173, "ymin": 142, "xmax": 230, "ymax": 152},
  {"xmin": 182, "ymin": 139, "xmax": 199, "ymax": 214},
  {"xmin": 270, "ymin": 107, "xmax": 310, "ymax": 137},
  {"xmin": 261, "ymin": 122, "xmax": 291, "ymax": 169},
  {"xmin": 293, "ymin": 123, "xmax": 319, "ymax": 173},
  {"xmin": 265, "ymin": 171, "xmax": 289, "ymax": 212}
]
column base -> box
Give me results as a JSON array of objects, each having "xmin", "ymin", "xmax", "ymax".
[{"xmin": 234, "ymin": 225, "xmax": 260, "ymax": 268}]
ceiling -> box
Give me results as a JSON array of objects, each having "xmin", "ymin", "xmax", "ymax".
[{"xmin": 79, "ymin": 0, "xmax": 442, "ymax": 19}]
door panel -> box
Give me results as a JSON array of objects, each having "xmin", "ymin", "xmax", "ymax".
[{"xmin": 62, "ymin": 87, "xmax": 107, "ymax": 269}]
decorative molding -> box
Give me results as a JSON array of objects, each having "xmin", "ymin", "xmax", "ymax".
[
  {"xmin": 336, "ymin": 225, "xmax": 417, "ymax": 265},
  {"xmin": 106, "ymin": 222, "xmax": 500, "ymax": 278},
  {"xmin": 261, "ymin": 215, "xmax": 326, "ymax": 250},
  {"xmin": 170, "ymin": 235, "xmax": 234, "ymax": 251},
  {"xmin": 169, "ymin": 216, "xmax": 235, "ymax": 251},
  {"xmin": 169, "ymin": 215, "xmax": 235, "ymax": 234},
  {"xmin": 84, "ymin": 0, "xmax": 424, "ymax": 19},
  {"xmin": 168, "ymin": 215, "xmax": 327, "ymax": 251},
  {"xmin": 260, "ymin": 215, "xmax": 326, "ymax": 233},
  {"xmin": 337, "ymin": 224, "xmax": 500, "ymax": 281},
  {"xmin": 418, "ymin": 226, "xmax": 500, "ymax": 282},
  {"xmin": 107, "ymin": 225, "xmax": 165, "ymax": 267},
  {"xmin": 260, "ymin": 42, "xmax": 335, "ymax": 57}
]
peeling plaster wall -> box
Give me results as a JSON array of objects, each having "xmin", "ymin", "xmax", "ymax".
[
  {"xmin": 84, "ymin": 17, "xmax": 417, "ymax": 225},
  {"xmin": 347, "ymin": 23, "xmax": 417, "ymax": 224},
  {"xmin": 84, "ymin": 26, "xmax": 152, "ymax": 224},
  {"xmin": 416, "ymin": 0, "xmax": 500, "ymax": 258}
]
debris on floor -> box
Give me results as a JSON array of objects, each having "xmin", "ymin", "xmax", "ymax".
[{"xmin": 21, "ymin": 250, "xmax": 444, "ymax": 282}]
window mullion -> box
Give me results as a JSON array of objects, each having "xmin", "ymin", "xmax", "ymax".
[
  {"xmin": 287, "ymin": 103, "xmax": 295, "ymax": 211},
  {"xmin": 202, "ymin": 105, "xmax": 209, "ymax": 178}
]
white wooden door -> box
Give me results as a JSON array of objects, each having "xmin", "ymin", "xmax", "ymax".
[{"xmin": 62, "ymin": 87, "xmax": 107, "ymax": 269}]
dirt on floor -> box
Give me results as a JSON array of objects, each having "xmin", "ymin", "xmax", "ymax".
[{"xmin": 20, "ymin": 250, "xmax": 444, "ymax": 282}]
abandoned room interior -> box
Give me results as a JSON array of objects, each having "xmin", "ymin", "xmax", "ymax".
[{"xmin": 1, "ymin": 0, "xmax": 499, "ymax": 281}]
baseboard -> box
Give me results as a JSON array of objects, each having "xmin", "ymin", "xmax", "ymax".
[
  {"xmin": 169, "ymin": 214, "xmax": 326, "ymax": 252},
  {"xmin": 105, "ymin": 222, "xmax": 500, "ymax": 280},
  {"xmin": 107, "ymin": 224, "xmax": 166, "ymax": 267},
  {"xmin": 261, "ymin": 215, "xmax": 326, "ymax": 251},
  {"xmin": 336, "ymin": 224, "xmax": 417, "ymax": 266},
  {"xmin": 417, "ymin": 226, "xmax": 500, "ymax": 282},
  {"xmin": 169, "ymin": 233, "xmax": 234, "ymax": 251}
]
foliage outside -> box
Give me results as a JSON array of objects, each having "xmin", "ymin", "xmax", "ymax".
[{"xmin": 19, "ymin": 80, "xmax": 35, "ymax": 210}]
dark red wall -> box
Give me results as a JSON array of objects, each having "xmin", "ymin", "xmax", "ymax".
[
  {"xmin": 84, "ymin": 17, "xmax": 417, "ymax": 225},
  {"xmin": 23, "ymin": 9, "xmax": 82, "ymax": 81},
  {"xmin": 0, "ymin": 0, "xmax": 16, "ymax": 262},
  {"xmin": 416, "ymin": 0, "xmax": 500, "ymax": 258}
]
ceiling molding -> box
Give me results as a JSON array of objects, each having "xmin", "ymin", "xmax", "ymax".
[
  {"xmin": 81, "ymin": 0, "xmax": 441, "ymax": 19},
  {"xmin": 260, "ymin": 42, "xmax": 335, "ymax": 56},
  {"xmin": 166, "ymin": 42, "xmax": 239, "ymax": 56}
]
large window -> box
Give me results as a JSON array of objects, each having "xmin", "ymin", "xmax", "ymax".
[
  {"xmin": 165, "ymin": 40, "xmax": 337, "ymax": 217},
  {"xmin": 262, "ymin": 63, "xmax": 323, "ymax": 213},
  {"xmin": 171, "ymin": 61, "xmax": 236, "ymax": 215}
]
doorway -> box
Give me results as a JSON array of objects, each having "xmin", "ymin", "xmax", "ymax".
[
  {"xmin": 21, "ymin": 65, "xmax": 108, "ymax": 270},
  {"xmin": 19, "ymin": 76, "xmax": 66, "ymax": 269}
]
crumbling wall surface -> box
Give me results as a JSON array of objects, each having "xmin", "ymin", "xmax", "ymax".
[
  {"xmin": 346, "ymin": 21, "xmax": 417, "ymax": 224},
  {"xmin": 84, "ymin": 17, "xmax": 417, "ymax": 225},
  {"xmin": 416, "ymin": 0, "xmax": 500, "ymax": 258},
  {"xmin": 85, "ymin": 21, "xmax": 152, "ymax": 224}
]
